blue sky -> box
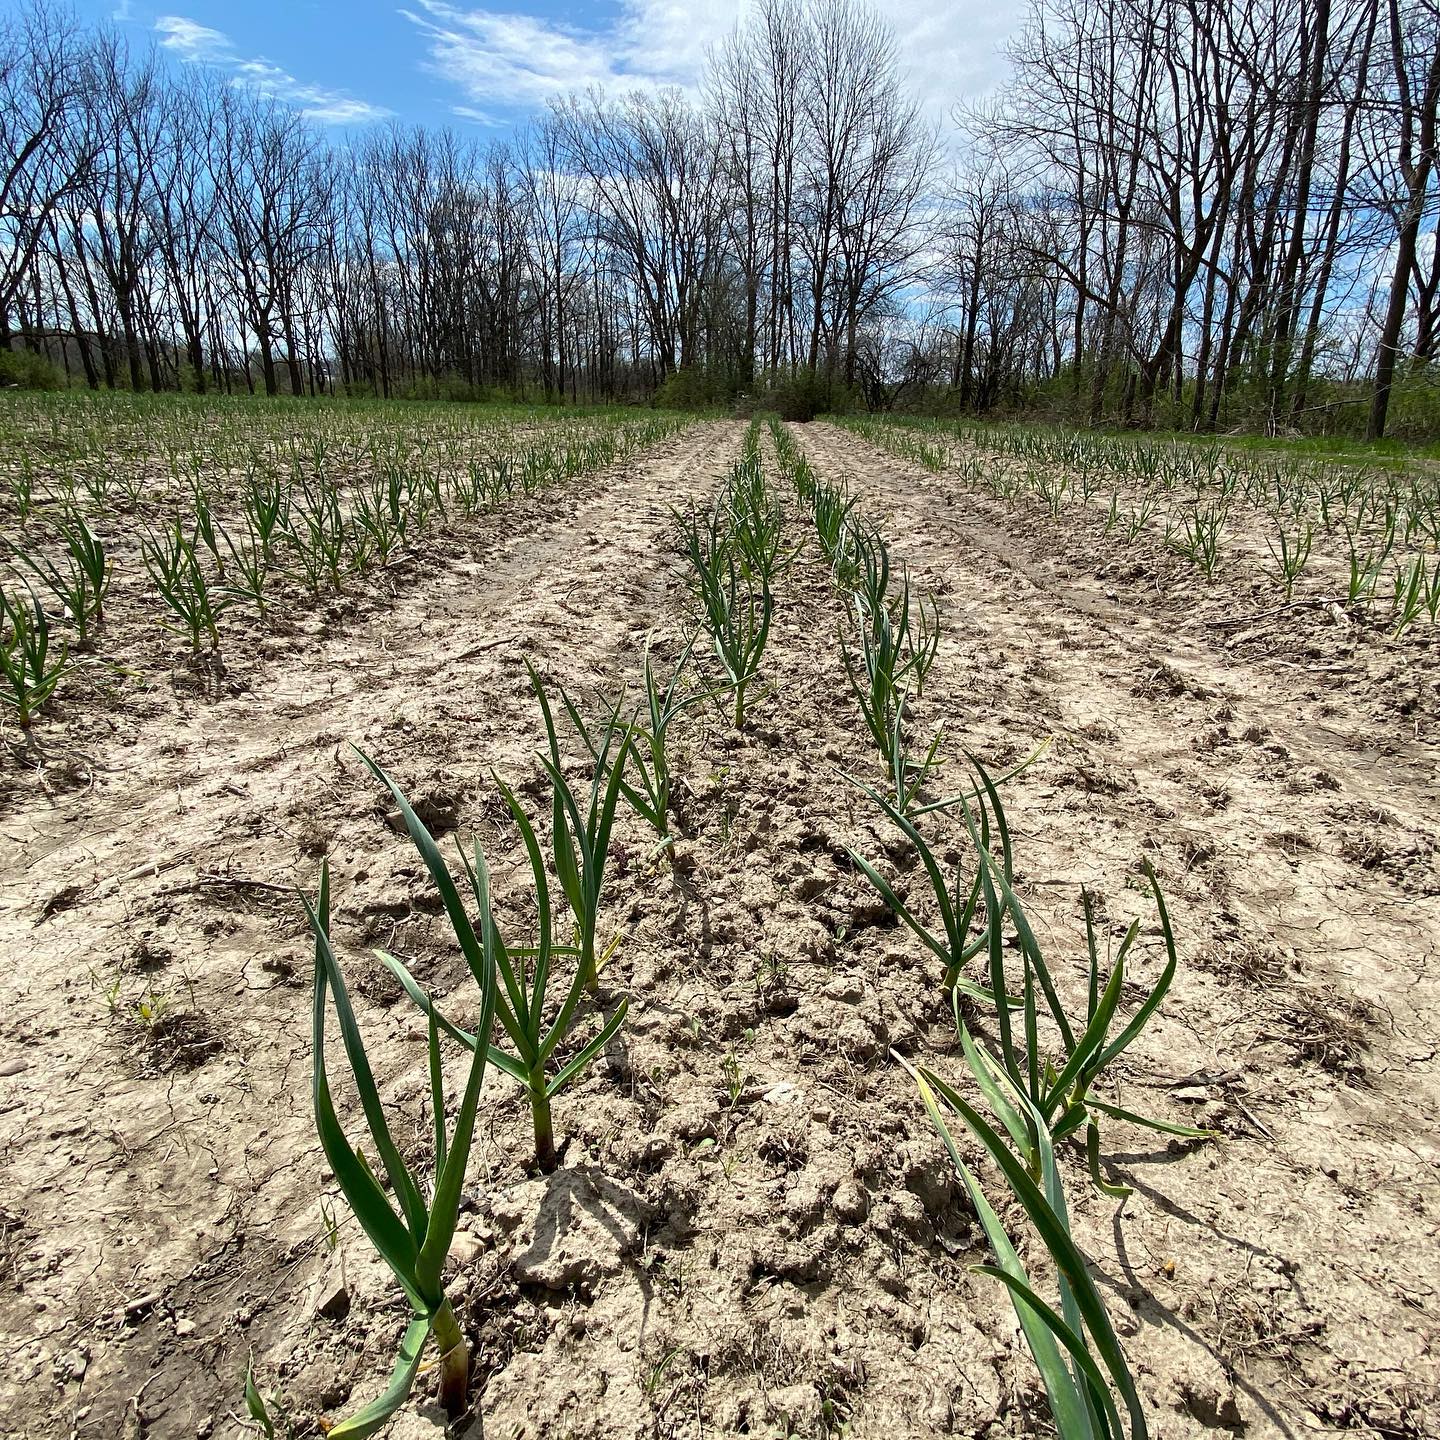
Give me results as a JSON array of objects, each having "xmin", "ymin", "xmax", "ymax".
[{"xmin": 72, "ymin": 1, "xmax": 1021, "ymax": 136}]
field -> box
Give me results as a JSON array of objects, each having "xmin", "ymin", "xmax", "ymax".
[{"xmin": 0, "ymin": 394, "xmax": 1436, "ymax": 1440}]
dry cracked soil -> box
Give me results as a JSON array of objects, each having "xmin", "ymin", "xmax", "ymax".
[{"xmin": 0, "ymin": 418, "xmax": 1436, "ymax": 1440}]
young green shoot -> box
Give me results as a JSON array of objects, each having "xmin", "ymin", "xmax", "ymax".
[
  {"xmin": 903, "ymin": 1047, "xmax": 1148, "ymax": 1439},
  {"xmin": 305, "ymin": 861, "xmax": 494, "ymax": 1435},
  {"xmin": 678, "ymin": 500, "xmax": 774, "ymax": 729},
  {"xmin": 844, "ymin": 763, "xmax": 1011, "ymax": 1003},
  {"xmin": 528, "ymin": 658, "xmax": 635, "ymax": 989},
  {"xmin": 943, "ymin": 769, "xmax": 1212, "ymax": 1193},
  {"xmin": 0, "ymin": 584, "xmax": 67, "ymax": 728},
  {"xmin": 562, "ymin": 636, "xmax": 726, "ymax": 845},
  {"xmin": 5, "ymin": 515, "xmax": 111, "ymax": 650},
  {"xmin": 359, "ymin": 750, "xmax": 629, "ymax": 1173}
]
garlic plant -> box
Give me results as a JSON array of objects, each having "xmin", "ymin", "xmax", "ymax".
[{"xmin": 305, "ymin": 862, "xmax": 494, "ymax": 1435}]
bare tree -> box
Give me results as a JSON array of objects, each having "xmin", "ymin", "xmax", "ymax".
[
  {"xmin": 1364, "ymin": 0, "xmax": 1440, "ymax": 437},
  {"xmin": 0, "ymin": 1, "xmax": 92, "ymax": 351}
]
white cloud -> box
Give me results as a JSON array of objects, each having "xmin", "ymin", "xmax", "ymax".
[
  {"xmin": 155, "ymin": 16, "xmax": 232, "ymax": 63},
  {"xmin": 609, "ymin": 0, "xmax": 740, "ymax": 90},
  {"xmin": 398, "ymin": 0, "xmax": 704, "ymax": 112},
  {"xmin": 451, "ymin": 103, "xmax": 505, "ymax": 126},
  {"xmin": 402, "ymin": 0, "xmax": 1019, "ymax": 124},
  {"xmin": 886, "ymin": 1, "xmax": 1020, "ymax": 120},
  {"xmin": 154, "ymin": 15, "xmax": 393, "ymax": 124}
]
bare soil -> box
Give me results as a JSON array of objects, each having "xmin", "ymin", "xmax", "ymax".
[{"xmin": 0, "ymin": 419, "xmax": 1435, "ymax": 1440}]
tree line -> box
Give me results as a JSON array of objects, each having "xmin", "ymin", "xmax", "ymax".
[
  {"xmin": 929, "ymin": 0, "xmax": 1440, "ymax": 439},
  {"xmin": 1, "ymin": 0, "xmax": 1437, "ymax": 437}
]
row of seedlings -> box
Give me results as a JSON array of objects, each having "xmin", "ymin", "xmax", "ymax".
[
  {"xmin": 0, "ymin": 412, "xmax": 688, "ymax": 729},
  {"xmin": 837, "ymin": 413, "xmax": 1440, "ymax": 633},
  {"xmin": 780, "ymin": 417, "xmax": 1213, "ymax": 1440},
  {"xmin": 289, "ymin": 420, "xmax": 779, "ymax": 1433}
]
